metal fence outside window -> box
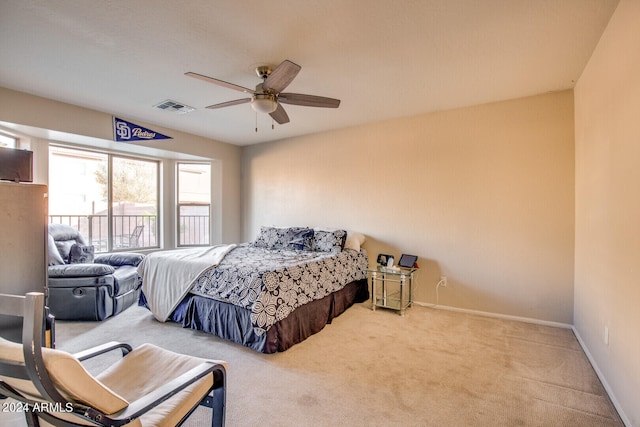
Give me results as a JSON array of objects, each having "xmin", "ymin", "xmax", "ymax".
[
  {"xmin": 49, "ymin": 215, "xmax": 157, "ymax": 252},
  {"xmin": 49, "ymin": 213, "xmax": 211, "ymax": 251}
]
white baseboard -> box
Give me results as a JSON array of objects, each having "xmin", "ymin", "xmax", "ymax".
[
  {"xmin": 413, "ymin": 301, "xmax": 573, "ymax": 329},
  {"xmin": 572, "ymin": 328, "xmax": 631, "ymax": 427}
]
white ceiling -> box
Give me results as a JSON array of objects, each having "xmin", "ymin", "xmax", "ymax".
[{"xmin": 0, "ymin": 0, "xmax": 619, "ymax": 146}]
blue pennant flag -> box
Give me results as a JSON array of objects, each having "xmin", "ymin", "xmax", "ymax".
[{"xmin": 113, "ymin": 117, "xmax": 172, "ymax": 142}]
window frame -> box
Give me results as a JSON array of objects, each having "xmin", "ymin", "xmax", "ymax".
[
  {"xmin": 48, "ymin": 144, "xmax": 161, "ymax": 252},
  {"xmin": 0, "ymin": 132, "xmax": 18, "ymax": 149},
  {"xmin": 176, "ymin": 161, "xmax": 212, "ymax": 247}
]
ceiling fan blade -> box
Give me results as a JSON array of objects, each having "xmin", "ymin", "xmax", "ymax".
[
  {"xmin": 278, "ymin": 93, "xmax": 341, "ymax": 108},
  {"xmin": 263, "ymin": 60, "xmax": 301, "ymax": 93},
  {"xmin": 205, "ymin": 98, "xmax": 251, "ymax": 109},
  {"xmin": 269, "ymin": 103, "xmax": 290, "ymax": 124},
  {"xmin": 185, "ymin": 72, "xmax": 254, "ymax": 94}
]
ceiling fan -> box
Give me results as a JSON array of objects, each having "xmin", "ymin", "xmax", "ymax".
[{"xmin": 185, "ymin": 59, "xmax": 340, "ymax": 125}]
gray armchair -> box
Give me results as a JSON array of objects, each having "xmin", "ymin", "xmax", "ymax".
[{"xmin": 47, "ymin": 223, "xmax": 144, "ymax": 320}]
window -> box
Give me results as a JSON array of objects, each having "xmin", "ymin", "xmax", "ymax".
[
  {"xmin": 177, "ymin": 162, "xmax": 211, "ymax": 246},
  {"xmin": 0, "ymin": 133, "xmax": 17, "ymax": 149},
  {"xmin": 49, "ymin": 146, "xmax": 159, "ymax": 252}
]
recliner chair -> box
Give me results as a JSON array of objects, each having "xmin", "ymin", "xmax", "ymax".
[{"xmin": 47, "ymin": 223, "xmax": 144, "ymax": 320}]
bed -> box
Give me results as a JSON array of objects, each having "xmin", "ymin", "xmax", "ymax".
[{"xmin": 138, "ymin": 226, "xmax": 369, "ymax": 353}]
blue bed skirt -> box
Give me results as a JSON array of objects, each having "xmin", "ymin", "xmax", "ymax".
[{"xmin": 140, "ymin": 278, "xmax": 369, "ymax": 353}]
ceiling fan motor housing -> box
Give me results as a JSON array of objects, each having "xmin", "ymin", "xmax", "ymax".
[{"xmin": 255, "ymin": 65, "xmax": 272, "ymax": 80}]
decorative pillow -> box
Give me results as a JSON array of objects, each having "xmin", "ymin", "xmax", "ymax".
[
  {"xmin": 286, "ymin": 228, "xmax": 314, "ymax": 251},
  {"xmin": 68, "ymin": 244, "xmax": 95, "ymax": 264},
  {"xmin": 344, "ymin": 231, "xmax": 366, "ymax": 251},
  {"xmin": 253, "ymin": 226, "xmax": 310, "ymax": 250},
  {"xmin": 252, "ymin": 226, "xmax": 285, "ymax": 249},
  {"xmin": 312, "ymin": 229, "xmax": 347, "ymax": 252}
]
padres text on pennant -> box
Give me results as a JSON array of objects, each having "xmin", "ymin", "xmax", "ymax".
[{"xmin": 113, "ymin": 117, "xmax": 172, "ymax": 142}]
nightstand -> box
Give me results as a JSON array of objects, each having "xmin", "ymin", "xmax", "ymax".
[{"xmin": 367, "ymin": 266, "xmax": 417, "ymax": 316}]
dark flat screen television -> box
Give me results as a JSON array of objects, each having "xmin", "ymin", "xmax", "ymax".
[{"xmin": 0, "ymin": 146, "xmax": 33, "ymax": 182}]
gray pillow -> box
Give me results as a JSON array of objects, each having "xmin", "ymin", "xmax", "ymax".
[
  {"xmin": 286, "ymin": 228, "xmax": 315, "ymax": 251},
  {"xmin": 253, "ymin": 226, "xmax": 310, "ymax": 250},
  {"xmin": 68, "ymin": 244, "xmax": 95, "ymax": 264}
]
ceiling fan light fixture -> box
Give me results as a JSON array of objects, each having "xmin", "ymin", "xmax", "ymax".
[{"xmin": 251, "ymin": 94, "xmax": 277, "ymax": 114}]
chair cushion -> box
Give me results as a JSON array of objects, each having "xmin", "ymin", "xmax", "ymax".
[
  {"xmin": 0, "ymin": 337, "xmax": 129, "ymax": 415},
  {"xmin": 48, "ymin": 223, "xmax": 87, "ymax": 245},
  {"xmin": 48, "ymin": 263, "xmax": 116, "ymax": 278},
  {"xmin": 97, "ymin": 343, "xmax": 226, "ymax": 427}
]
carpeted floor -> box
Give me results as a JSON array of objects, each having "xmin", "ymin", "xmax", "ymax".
[{"xmin": 54, "ymin": 302, "xmax": 623, "ymax": 426}]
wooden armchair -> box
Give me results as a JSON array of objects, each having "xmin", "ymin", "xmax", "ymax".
[{"xmin": 0, "ymin": 292, "xmax": 226, "ymax": 426}]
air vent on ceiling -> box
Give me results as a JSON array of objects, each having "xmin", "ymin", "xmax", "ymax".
[{"xmin": 153, "ymin": 99, "xmax": 195, "ymax": 114}]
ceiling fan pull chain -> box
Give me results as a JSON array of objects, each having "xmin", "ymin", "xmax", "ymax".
[
  {"xmin": 272, "ymin": 118, "xmax": 275, "ymax": 130},
  {"xmin": 255, "ymin": 111, "xmax": 258, "ymax": 133}
]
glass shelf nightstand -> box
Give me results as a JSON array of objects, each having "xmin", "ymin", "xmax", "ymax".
[{"xmin": 367, "ymin": 266, "xmax": 418, "ymax": 316}]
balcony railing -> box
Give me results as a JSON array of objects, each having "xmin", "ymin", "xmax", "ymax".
[
  {"xmin": 49, "ymin": 215, "xmax": 157, "ymax": 252},
  {"xmin": 49, "ymin": 213, "xmax": 211, "ymax": 251},
  {"xmin": 179, "ymin": 215, "xmax": 210, "ymax": 246},
  {"xmin": 178, "ymin": 203, "xmax": 210, "ymax": 247}
]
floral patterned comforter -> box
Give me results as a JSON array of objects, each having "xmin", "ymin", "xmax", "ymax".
[{"xmin": 189, "ymin": 243, "xmax": 368, "ymax": 334}]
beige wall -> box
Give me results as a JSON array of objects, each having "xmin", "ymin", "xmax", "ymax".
[
  {"xmin": 574, "ymin": 0, "xmax": 639, "ymax": 424},
  {"xmin": 243, "ymin": 91, "xmax": 575, "ymax": 324},
  {"xmin": 0, "ymin": 87, "xmax": 243, "ymax": 245}
]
